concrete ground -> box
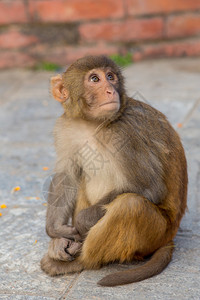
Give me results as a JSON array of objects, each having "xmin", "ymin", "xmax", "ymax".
[{"xmin": 0, "ymin": 58, "xmax": 200, "ymax": 300}]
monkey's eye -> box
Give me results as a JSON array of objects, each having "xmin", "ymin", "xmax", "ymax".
[
  {"xmin": 106, "ymin": 72, "xmax": 115, "ymax": 81},
  {"xmin": 90, "ymin": 74, "xmax": 100, "ymax": 82}
]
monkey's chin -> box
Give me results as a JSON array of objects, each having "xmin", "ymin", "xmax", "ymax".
[
  {"xmin": 86, "ymin": 103, "xmax": 120, "ymax": 121},
  {"xmin": 99, "ymin": 103, "xmax": 120, "ymax": 117}
]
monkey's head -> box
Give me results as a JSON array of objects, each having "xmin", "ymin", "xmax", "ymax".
[{"xmin": 51, "ymin": 55, "xmax": 126, "ymax": 121}]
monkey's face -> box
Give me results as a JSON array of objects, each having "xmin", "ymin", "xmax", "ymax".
[
  {"xmin": 82, "ymin": 68, "xmax": 120, "ymax": 120},
  {"xmin": 51, "ymin": 56, "xmax": 125, "ymax": 121}
]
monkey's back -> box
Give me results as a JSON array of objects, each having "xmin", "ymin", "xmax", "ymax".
[{"xmin": 113, "ymin": 98, "xmax": 187, "ymax": 234}]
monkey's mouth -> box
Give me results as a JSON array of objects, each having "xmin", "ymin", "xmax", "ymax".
[{"xmin": 99, "ymin": 101, "xmax": 119, "ymax": 107}]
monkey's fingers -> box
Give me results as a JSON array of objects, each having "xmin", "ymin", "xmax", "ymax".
[
  {"xmin": 48, "ymin": 238, "xmax": 74, "ymax": 261},
  {"xmin": 65, "ymin": 241, "xmax": 82, "ymax": 257}
]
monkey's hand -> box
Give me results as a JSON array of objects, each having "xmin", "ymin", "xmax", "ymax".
[
  {"xmin": 46, "ymin": 223, "xmax": 82, "ymax": 241},
  {"xmin": 75, "ymin": 205, "xmax": 105, "ymax": 238},
  {"xmin": 48, "ymin": 238, "xmax": 82, "ymax": 261}
]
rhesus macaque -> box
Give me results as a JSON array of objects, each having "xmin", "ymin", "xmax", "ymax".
[{"xmin": 41, "ymin": 55, "xmax": 187, "ymax": 286}]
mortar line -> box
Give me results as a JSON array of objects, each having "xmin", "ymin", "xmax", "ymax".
[{"xmin": 58, "ymin": 272, "xmax": 83, "ymax": 300}]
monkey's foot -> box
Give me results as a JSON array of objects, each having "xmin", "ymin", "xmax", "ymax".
[
  {"xmin": 48, "ymin": 238, "xmax": 82, "ymax": 262},
  {"xmin": 40, "ymin": 253, "xmax": 83, "ymax": 276}
]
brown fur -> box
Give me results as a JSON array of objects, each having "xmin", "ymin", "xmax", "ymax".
[
  {"xmin": 41, "ymin": 253, "xmax": 83, "ymax": 276},
  {"xmin": 41, "ymin": 55, "xmax": 187, "ymax": 286},
  {"xmin": 98, "ymin": 241, "xmax": 174, "ymax": 286}
]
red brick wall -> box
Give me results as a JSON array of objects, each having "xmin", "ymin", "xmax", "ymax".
[{"xmin": 0, "ymin": 0, "xmax": 200, "ymax": 68}]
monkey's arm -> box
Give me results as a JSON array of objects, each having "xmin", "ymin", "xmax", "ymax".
[
  {"xmin": 46, "ymin": 173, "xmax": 80, "ymax": 240},
  {"xmin": 75, "ymin": 191, "xmax": 119, "ymax": 238}
]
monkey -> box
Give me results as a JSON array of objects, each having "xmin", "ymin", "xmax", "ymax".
[{"xmin": 40, "ymin": 55, "xmax": 187, "ymax": 286}]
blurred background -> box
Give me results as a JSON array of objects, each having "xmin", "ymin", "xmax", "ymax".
[
  {"xmin": 0, "ymin": 1, "xmax": 200, "ymax": 298},
  {"xmin": 0, "ymin": 0, "xmax": 200, "ymax": 69}
]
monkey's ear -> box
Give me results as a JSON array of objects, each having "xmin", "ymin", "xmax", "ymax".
[{"xmin": 51, "ymin": 75, "xmax": 69, "ymax": 102}]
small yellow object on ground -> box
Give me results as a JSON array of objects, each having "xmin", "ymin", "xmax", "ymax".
[
  {"xmin": 14, "ymin": 186, "xmax": 21, "ymax": 191},
  {"xmin": 11, "ymin": 186, "xmax": 21, "ymax": 193},
  {"xmin": 43, "ymin": 167, "xmax": 49, "ymax": 171},
  {"xmin": 0, "ymin": 204, "xmax": 7, "ymax": 209}
]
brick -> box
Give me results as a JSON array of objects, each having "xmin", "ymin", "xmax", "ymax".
[
  {"xmin": 21, "ymin": 24, "xmax": 79, "ymax": 45},
  {"xmin": 0, "ymin": 30, "xmax": 38, "ymax": 49},
  {"xmin": 0, "ymin": 51, "xmax": 35, "ymax": 69},
  {"xmin": 80, "ymin": 18, "xmax": 164, "ymax": 42},
  {"xmin": 166, "ymin": 14, "xmax": 200, "ymax": 38},
  {"xmin": 28, "ymin": 0, "xmax": 124, "ymax": 22},
  {"xmin": 126, "ymin": 0, "xmax": 200, "ymax": 16},
  {"xmin": 0, "ymin": 1, "xmax": 28, "ymax": 24},
  {"xmin": 29, "ymin": 43, "xmax": 120, "ymax": 66},
  {"xmin": 132, "ymin": 38, "xmax": 200, "ymax": 61}
]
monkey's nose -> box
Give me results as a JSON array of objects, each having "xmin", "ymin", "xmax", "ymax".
[{"xmin": 106, "ymin": 89, "xmax": 115, "ymax": 95}]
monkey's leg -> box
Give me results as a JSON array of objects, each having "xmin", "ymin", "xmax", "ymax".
[
  {"xmin": 41, "ymin": 237, "xmax": 83, "ymax": 276},
  {"xmin": 40, "ymin": 253, "xmax": 83, "ymax": 276},
  {"xmin": 80, "ymin": 193, "xmax": 168, "ymax": 269}
]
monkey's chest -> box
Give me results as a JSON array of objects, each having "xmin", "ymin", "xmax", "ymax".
[
  {"xmin": 60, "ymin": 120, "xmax": 127, "ymax": 205},
  {"xmin": 78, "ymin": 141, "xmax": 126, "ymax": 205}
]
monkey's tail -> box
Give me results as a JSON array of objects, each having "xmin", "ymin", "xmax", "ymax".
[{"xmin": 98, "ymin": 241, "xmax": 174, "ymax": 287}]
